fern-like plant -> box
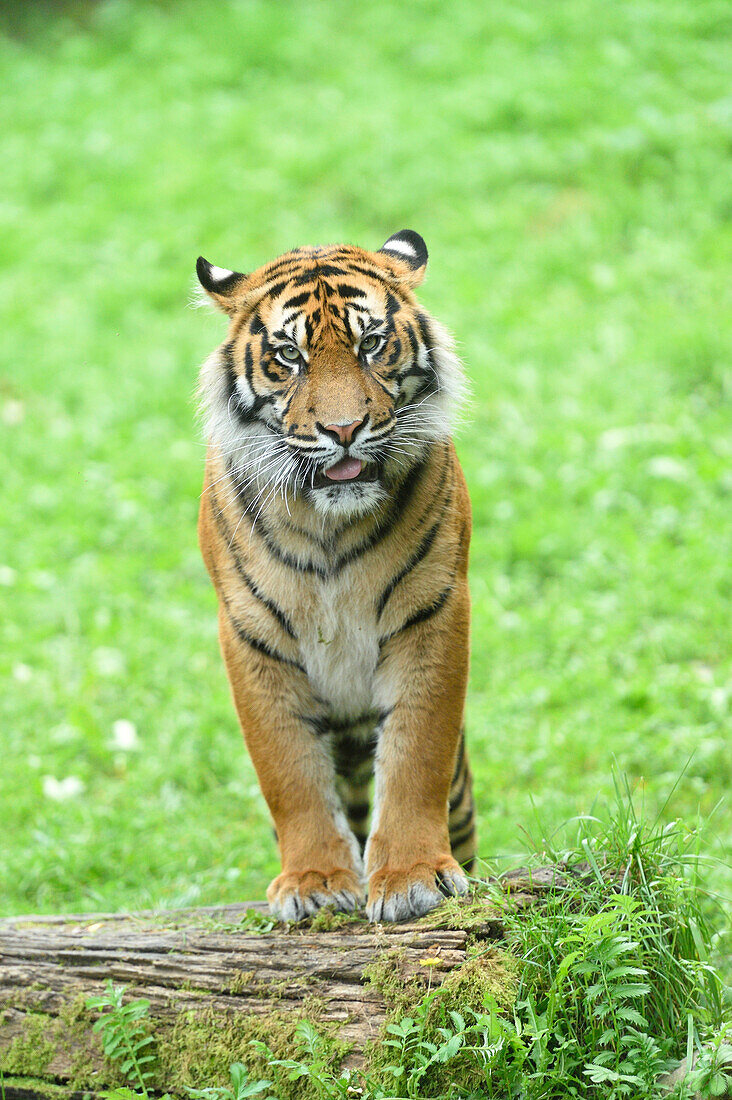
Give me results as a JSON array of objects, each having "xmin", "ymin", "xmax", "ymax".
[{"xmin": 86, "ymin": 981, "xmax": 157, "ymax": 1098}]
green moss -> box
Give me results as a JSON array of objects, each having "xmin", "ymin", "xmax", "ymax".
[
  {"xmin": 154, "ymin": 998, "xmax": 350, "ymax": 1098},
  {"xmin": 364, "ymin": 942, "xmax": 517, "ymax": 1021},
  {"xmin": 363, "ymin": 947, "xmax": 421, "ymax": 1016},
  {"xmin": 0, "ymin": 994, "xmax": 115, "ymax": 1092},
  {"xmin": 0, "ymin": 1075, "xmax": 73, "ymax": 1099},
  {"xmin": 0, "ymin": 1014, "xmax": 56, "ymax": 1076},
  {"xmin": 414, "ymin": 893, "xmax": 503, "ymax": 932},
  {"xmin": 438, "ymin": 947, "xmax": 519, "ymax": 1015},
  {"xmin": 308, "ymin": 907, "xmax": 366, "ymax": 932},
  {"xmin": 227, "ymin": 970, "xmax": 255, "ymax": 995},
  {"xmin": 60, "ymin": 994, "xmax": 118, "ymax": 1092}
]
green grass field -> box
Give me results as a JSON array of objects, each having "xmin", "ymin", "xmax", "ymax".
[{"xmin": 1, "ymin": 0, "xmax": 730, "ymax": 922}]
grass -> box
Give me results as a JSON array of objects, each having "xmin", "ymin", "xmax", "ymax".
[{"xmin": 0, "ymin": 0, "xmax": 730, "ymax": 924}]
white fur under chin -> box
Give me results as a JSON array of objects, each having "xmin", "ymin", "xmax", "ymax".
[{"xmin": 310, "ymin": 480, "xmax": 388, "ymax": 519}]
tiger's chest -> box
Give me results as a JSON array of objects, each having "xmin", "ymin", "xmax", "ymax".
[{"xmin": 294, "ymin": 575, "xmax": 380, "ymax": 720}]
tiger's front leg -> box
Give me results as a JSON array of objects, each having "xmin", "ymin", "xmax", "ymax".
[
  {"xmin": 219, "ymin": 613, "xmax": 364, "ymax": 921},
  {"xmin": 367, "ymin": 581, "xmax": 471, "ymax": 922}
]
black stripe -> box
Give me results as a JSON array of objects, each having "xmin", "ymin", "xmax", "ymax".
[
  {"xmin": 380, "ymin": 584, "xmax": 453, "ymax": 645},
  {"xmin": 227, "ymin": 466, "xmax": 328, "ymax": 579},
  {"xmin": 313, "ymin": 264, "xmax": 350, "ymax": 278},
  {"xmin": 385, "ymin": 291, "xmax": 401, "ymax": 319},
  {"xmin": 345, "ymin": 801, "xmax": 370, "ymax": 823},
  {"xmin": 293, "ymin": 268, "xmax": 319, "ymax": 286},
  {"xmin": 372, "ymin": 374, "xmax": 395, "ymax": 399},
  {"xmin": 300, "ymin": 714, "xmax": 330, "ymax": 737},
  {"xmin": 282, "ymin": 290, "xmax": 311, "ymax": 309},
  {"xmin": 222, "ymin": 600, "xmax": 305, "ymax": 673},
  {"xmin": 377, "ymin": 516, "xmax": 442, "ymax": 618},
  {"xmin": 222, "ymin": 344, "xmax": 273, "ymax": 425},
  {"xmin": 385, "ymin": 337, "xmax": 402, "ymax": 367},
  {"xmin": 237, "ymin": 567, "xmax": 297, "ymax": 639},
  {"xmin": 264, "ymin": 280, "xmax": 289, "ymax": 300},
  {"xmin": 444, "ymin": 774, "xmax": 468, "ymax": 818},
  {"xmin": 416, "ymin": 311, "xmax": 433, "ymax": 348},
  {"xmin": 344, "ymin": 261, "xmax": 397, "ymax": 281},
  {"xmin": 451, "ymin": 733, "xmax": 465, "ymax": 782},
  {"xmin": 449, "ymin": 806, "xmax": 474, "ymax": 834},
  {"xmin": 209, "ymin": 490, "xmax": 298, "ymax": 639},
  {"xmin": 333, "ymin": 737, "xmax": 377, "ymax": 778},
  {"xmin": 404, "ymin": 320, "xmax": 419, "ymax": 363},
  {"xmin": 449, "ymin": 820, "xmax": 476, "ymax": 849},
  {"xmin": 449, "ymin": 770, "xmax": 469, "ymax": 814},
  {"xmin": 399, "ymin": 363, "xmax": 430, "ymax": 383},
  {"xmin": 336, "ymin": 283, "xmax": 367, "ymax": 299},
  {"xmin": 261, "ymin": 355, "xmax": 290, "ymax": 385},
  {"xmin": 341, "ymin": 307, "xmax": 355, "ymax": 343},
  {"xmin": 260, "ymin": 257, "xmax": 302, "ymax": 276}
]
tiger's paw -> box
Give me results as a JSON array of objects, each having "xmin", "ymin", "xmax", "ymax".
[
  {"xmin": 267, "ymin": 869, "xmax": 365, "ymax": 923},
  {"xmin": 366, "ymin": 857, "xmax": 468, "ymax": 923}
]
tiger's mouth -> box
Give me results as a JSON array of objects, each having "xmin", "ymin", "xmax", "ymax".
[{"xmin": 312, "ymin": 458, "xmax": 381, "ymax": 490}]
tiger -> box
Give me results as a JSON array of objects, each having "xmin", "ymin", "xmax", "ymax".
[{"xmin": 196, "ymin": 230, "xmax": 476, "ymax": 922}]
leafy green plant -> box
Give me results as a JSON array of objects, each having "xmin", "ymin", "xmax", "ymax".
[
  {"xmin": 86, "ymin": 982, "xmax": 158, "ymax": 1099},
  {"xmin": 499, "ymin": 774, "xmax": 728, "ymax": 1098},
  {"xmin": 238, "ymin": 909, "xmax": 277, "ymax": 934},
  {"xmin": 252, "ymin": 1020, "xmax": 352, "ymax": 1098},
  {"xmin": 185, "ymin": 1060, "xmax": 272, "ymax": 1100}
]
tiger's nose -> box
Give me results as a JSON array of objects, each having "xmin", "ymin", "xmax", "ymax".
[{"xmin": 324, "ymin": 419, "xmax": 364, "ymax": 445}]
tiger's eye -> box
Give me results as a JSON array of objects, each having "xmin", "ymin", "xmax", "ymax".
[
  {"xmin": 360, "ymin": 334, "xmax": 380, "ymax": 354},
  {"xmin": 279, "ymin": 344, "xmax": 300, "ymax": 363}
]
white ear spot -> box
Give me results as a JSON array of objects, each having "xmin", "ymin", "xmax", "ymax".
[
  {"xmin": 383, "ymin": 239, "xmax": 417, "ymax": 259},
  {"xmin": 209, "ymin": 265, "xmax": 236, "ymax": 283}
]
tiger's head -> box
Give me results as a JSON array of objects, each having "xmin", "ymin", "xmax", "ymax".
[{"xmin": 197, "ymin": 231, "xmax": 466, "ymax": 520}]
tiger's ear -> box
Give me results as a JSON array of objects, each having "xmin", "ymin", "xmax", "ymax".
[
  {"xmin": 376, "ymin": 230, "xmax": 428, "ymax": 288},
  {"xmin": 196, "ymin": 256, "xmax": 250, "ymax": 315}
]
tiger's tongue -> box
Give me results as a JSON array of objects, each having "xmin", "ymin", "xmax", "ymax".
[{"xmin": 324, "ymin": 457, "xmax": 363, "ymax": 482}]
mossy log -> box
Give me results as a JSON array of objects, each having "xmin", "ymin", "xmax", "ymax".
[{"xmin": 0, "ymin": 870, "xmax": 554, "ymax": 1099}]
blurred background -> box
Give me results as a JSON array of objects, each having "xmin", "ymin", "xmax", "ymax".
[{"xmin": 1, "ymin": 0, "xmax": 730, "ymax": 917}]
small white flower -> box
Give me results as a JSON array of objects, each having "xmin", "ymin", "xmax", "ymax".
[
  {"xmin": 13, "ymin": 663, "xmax": 33, "ymax": 683},
  {"xmin": 710, "ymin": 687, "xmax": 728, "ymax": 713},
  {"xmin": 110, "ymin": 719, "xmax": 139, "ymax": 751},
  {"xmin": 647, "ymin": 456, "xmax": 689, "ymax": 481},
  {"xmin": 42, "ymin": 775, "xmax": 85, "ymax": 802},
  {"xmin": 0, "ymin": 565, "xmax": 17, "ymax": 586},
  {"xmin": 93, "ymin": 647, "xmax": 125, "ymax": 677},
  {"xmin": 1, "ymin": 398, "xmax": 24, "ymax": 425}
]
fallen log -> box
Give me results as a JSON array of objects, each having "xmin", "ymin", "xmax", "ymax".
[{"xmin": 0, "ymin": 870, "xmax": 550, "ymax": 1099}]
